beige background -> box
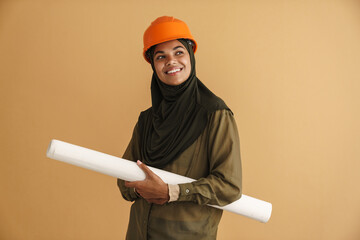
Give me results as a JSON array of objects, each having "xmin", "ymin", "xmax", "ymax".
[{"xmin": 1, "ymin": 0, "xmax": 360, "ymax": 239}]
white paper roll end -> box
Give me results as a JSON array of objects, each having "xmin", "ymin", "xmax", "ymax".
[
  {"xmin": 46, "ymin": 139, "xmax": 57, "ymax": 158},
  {"xmin": 262, "ymin": 203, "xmax": 272, "ymax": 223}
]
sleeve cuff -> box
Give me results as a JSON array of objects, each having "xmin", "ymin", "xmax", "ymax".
[
  {"xmin": 168, "ymin": 184, "xmax": 180, "ymax": 202},
  {"xmin": 178, "ymin": 183, "xmax": 195, "ymax": 202}
]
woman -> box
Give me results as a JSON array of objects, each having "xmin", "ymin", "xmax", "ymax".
[{"xmin": 117, "ymin": 16, "xmax": 242, "ymax": 240}]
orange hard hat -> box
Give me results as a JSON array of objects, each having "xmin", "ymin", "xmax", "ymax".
[{"xmin": 143, "ymin": 16, "xmax": 197, "ymax": 63}]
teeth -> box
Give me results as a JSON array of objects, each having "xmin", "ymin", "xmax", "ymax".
[{"xmin": 167, "ymin": 68, "xmax": 181, "ymax": 74}]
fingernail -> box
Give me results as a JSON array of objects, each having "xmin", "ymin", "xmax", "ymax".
[{"xmin": 137, "ymin": 160, "xmax": 142, "ymax": 165}]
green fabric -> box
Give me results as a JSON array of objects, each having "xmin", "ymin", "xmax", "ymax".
[
  {"xmin": 139, "ymin": 39, "xmax": 229, "ymax": 168},
  {"xmin": 117, "ymin": 109, "xmax": 242, "ymax": 240}
]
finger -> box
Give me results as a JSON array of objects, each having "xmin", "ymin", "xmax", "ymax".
[
  {"xmin": 137, "ymin": 160, "xmax": 154, "ymax": 177},
  {"xmin": 125, "ymin": 181, "xmax": 137, "ymax": 188}
]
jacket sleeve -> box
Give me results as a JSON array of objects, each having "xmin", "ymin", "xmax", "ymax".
[
  {"xmin": 177, "ymin": 110, "xmax": 242, "ymax": 206},
  {"xmin": 116, "ymin": 123, "xmax": 141, "ymax": 202}
]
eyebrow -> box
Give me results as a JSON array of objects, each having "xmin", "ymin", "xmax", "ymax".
[{"xmin": 154, "ymin": 45, "xmax": 185, "ymax": 56}]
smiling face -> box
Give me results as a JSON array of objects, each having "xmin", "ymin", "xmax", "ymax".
[{"xmin": 153, "ymin": 40, "xmax": 191, "ymax": 86}]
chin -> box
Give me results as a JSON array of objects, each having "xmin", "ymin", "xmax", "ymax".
[{"xmin": 172, "ymin": 81, "xmax": 186, "ymax": 86}]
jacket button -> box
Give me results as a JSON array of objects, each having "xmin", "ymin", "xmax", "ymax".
[{"xmin": 185, "ymin": 189, "xmax": 190, "ymax": 194}]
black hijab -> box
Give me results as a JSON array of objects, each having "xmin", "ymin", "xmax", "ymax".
[{"xmin": 138, "ymin": 39, "xmax": 230, "ymax": 168}]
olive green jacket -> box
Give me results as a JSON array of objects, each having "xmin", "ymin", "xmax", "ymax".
[{"xmin": 117, "ymin": 109, "xmax": 242, "ymax": 240}]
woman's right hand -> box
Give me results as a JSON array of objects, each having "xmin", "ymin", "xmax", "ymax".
[{"xmin": 125, "ymin": 160, "xmax": 170, "ymax": 205}]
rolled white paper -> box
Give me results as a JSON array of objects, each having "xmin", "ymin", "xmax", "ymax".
[{"xmin": 46, "ymin": 139, "xmax": 272, "ymax": 223}]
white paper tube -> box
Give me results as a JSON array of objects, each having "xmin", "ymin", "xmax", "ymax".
[{"xmin": 46, "ymin": 139, "xmax": 272, "ymax": 223}]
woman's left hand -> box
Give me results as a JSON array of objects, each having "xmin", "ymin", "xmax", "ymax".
[{"xmin": 125, "ymin": 160, "xmax": 170, "ymax": 205}]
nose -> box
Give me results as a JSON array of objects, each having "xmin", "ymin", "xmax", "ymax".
[{"xmin": 166, "ymin": 55, "xmax": 177, "ymax": 66}]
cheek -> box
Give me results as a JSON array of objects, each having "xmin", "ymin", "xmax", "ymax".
[
  {"xmin": 154, "ymin": 63, "xmax": 167, "ymax": 82},
  {"xmin": 154, "ymin": 63, "xmax": 163, "ymax": 77},
  {"xmin": 184, "ymin": 60, "xmax": 191, "ymax": 76},
  {"xmin": 183, "ymin": 55, "xmax": 191, "ymax": 72}
]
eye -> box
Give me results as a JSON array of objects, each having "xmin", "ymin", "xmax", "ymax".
[
  {"xmin": 155, "ymin": 55, "xmax": 165, "ymax": 60},
  {"xmin": 175, "ymin": 51, "xmax": 184, "ymax": 56}
]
